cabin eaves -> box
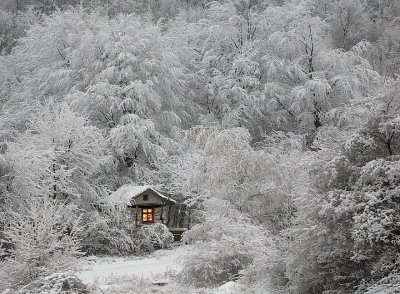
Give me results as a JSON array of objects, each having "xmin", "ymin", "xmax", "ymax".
[{"xmin": 109, "ymin": 184, "xmax": 176, "ymax": 206}]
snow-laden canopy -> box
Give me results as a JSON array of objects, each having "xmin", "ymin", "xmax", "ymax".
[{"xmin": 109, "ymin": 185, "xmax": 176, "ymax": 206}]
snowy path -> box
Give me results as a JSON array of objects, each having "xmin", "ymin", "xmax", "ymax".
[
  {"xmin": 76, "ymin": 246, "xmax": 242, "ymax": 293},
  {"xmin": 77, "ymin": 245, "xmax": 191, "ymax": 285}
]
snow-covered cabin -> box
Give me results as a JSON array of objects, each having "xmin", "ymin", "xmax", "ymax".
[{"xmin": 109, "ymin": 185, "xmax": 176, "ymax": 226}]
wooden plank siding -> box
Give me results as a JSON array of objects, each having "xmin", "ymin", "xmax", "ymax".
[{"xmin": 130, "ymin": 205, "xmax": 171, "ymax": 226}]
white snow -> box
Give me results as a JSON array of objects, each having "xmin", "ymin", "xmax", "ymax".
[
  {"xmin": 77, "ymin": 245, "xmax": 190, "ymax": 285},
  {"xmin": 76, "ymin": 246, "xmax": 246, "ymax": 293},
  {"xmin": 214, "ymin": 281, "xmax": 242, "ymax": 293},
  {"xmin": 109, "ymin": 184, "xmax": 176, "ymax": 205}
]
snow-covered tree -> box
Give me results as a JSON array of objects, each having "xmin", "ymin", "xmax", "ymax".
[
  {"xmin": 286, "ymin": 82, "xmax": 400, "ymax": 292},
  {"xmin": 262, "ymin": 0, "xmax": 380, "ymax": 136},
  {"xmin": 328, "ymin": 0, "xmax": 372, "ymax": 50},
  {"xmin": 0, "ymin": 197, "xmax": 83, "ymax": 290},
  {"xmin": 7, "ymin": 101, "xmax": 105, "ymax": 200}
]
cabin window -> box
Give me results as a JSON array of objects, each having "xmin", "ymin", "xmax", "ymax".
[
  {"xmin": 143, "ymin": 194, "xmax": 148, "ymax": 201},
  {"xmin": 142, "ymin": 208, "xmax": 154, "ymax": 223}
]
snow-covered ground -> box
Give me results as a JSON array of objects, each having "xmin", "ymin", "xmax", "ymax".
[
  {"xmin": 76, "ymin": 245, "xmax": 241, "ymax": 294},
  {"xmin": 77, "ymin": 245, "xmax": 191, "ymax": 284}
]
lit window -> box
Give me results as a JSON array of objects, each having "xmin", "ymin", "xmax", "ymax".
[{"xmin": 142, "ymin": 208, "xmax": 154, "ymax": 223}]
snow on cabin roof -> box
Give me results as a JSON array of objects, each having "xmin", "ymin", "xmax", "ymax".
[{"xmin": 109, "ymin": 184, "xmax": 176, "ymax": 205}]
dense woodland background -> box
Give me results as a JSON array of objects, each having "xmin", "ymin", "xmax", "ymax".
[{"xmin": 1, "ymin": 0, "xmax": 400, "ymax": 293}]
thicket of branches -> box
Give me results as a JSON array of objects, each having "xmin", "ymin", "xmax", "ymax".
[{"xmin": 1, "ymin": 0, "xmax": 400, "ymax": 293}]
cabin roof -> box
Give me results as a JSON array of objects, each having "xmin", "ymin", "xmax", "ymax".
[{"xmin": 109, "ymin": 184, "xmax": 176, "ymax": 205}]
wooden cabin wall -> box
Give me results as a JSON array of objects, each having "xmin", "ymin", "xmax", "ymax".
[{"xmin": 129, "ymin": 206, "xmax": 170, "ymax": 225}]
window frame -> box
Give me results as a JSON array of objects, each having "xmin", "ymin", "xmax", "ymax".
[{"xmin": 142, "ymin": 207, "xmax": 154, "ymax": 223}]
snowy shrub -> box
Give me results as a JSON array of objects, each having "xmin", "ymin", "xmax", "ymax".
[
  {"xmin": 239, "ymin": 240, "xmax": 287, "ymax": 294},
  {"xmin": 355, "ymin": 273, "xmax": 400, "ymax": 294},
  {"xmin": 17, "ymin": 272, "xmax": 88, "ymax": 294},
  {"xmin": 180, "ymin": 240, "xmax": 254, "ymax": 288},
  {"xmin": 350, "ymin": 159, "xmax": 400, "ymax": 253},
  {"xmin": 0, "ymin": 197, "xmax": 83, "ymax": 290},
  {"xmin": 78, "ymin": 210, "xmax": 137, "ymax": 256},
  {"xmin": 179, "ymin": 199, "xmax": 269, "ymax": 287},
  {"xmin": 0, "ymin": 265, "xmax": 10, "ymax": 292},
  {"xmin": 286, "ymin": 128, "xmax": 400, "ymax": 293},
  {"xmin": 136, "ymin": 223, "xmax": 174, "ymax": 252}
]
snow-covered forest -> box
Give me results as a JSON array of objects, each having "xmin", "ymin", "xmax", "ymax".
[{"xmin": 1, "ymin": 0, "xmax": 400, "ymax": 293}]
